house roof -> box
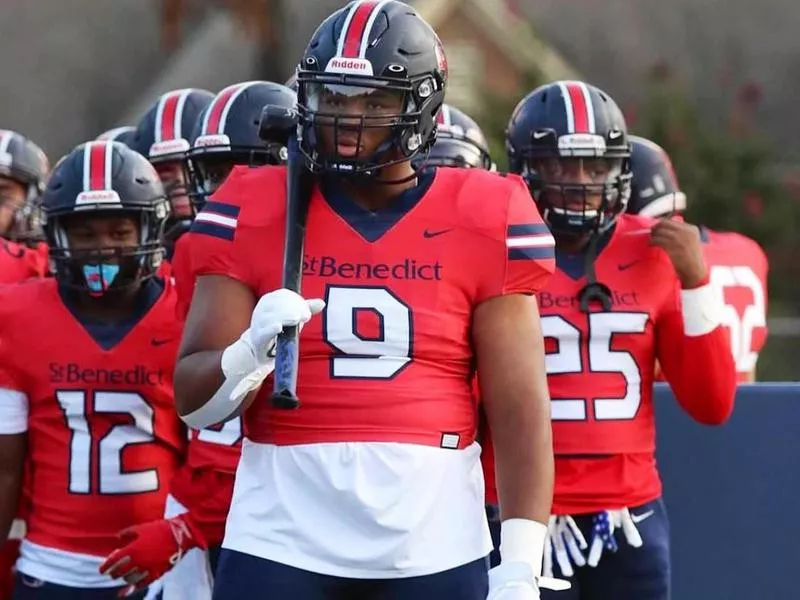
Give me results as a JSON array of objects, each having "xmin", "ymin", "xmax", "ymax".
[{"xmin": 413, "ymin": 0, "xmax": 580, "ymax": 83}]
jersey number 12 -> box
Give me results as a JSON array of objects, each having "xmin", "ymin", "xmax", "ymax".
[{"xmin": 56, "ymin": 390, "xmax": 158, "ymax": 495}]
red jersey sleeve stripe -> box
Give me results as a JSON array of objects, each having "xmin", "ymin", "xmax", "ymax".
[
  {"xmin": 507, "ymin": 223, "xmax": 551, "ymax": 236},
  {"xmin": 508, "ymin": 246, "xmax": 555, "ymax": 261}
]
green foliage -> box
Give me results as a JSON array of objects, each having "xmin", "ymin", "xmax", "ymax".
[{"xmin": 630, "ymin": 70, "xmax": 800, "ymax": 305}]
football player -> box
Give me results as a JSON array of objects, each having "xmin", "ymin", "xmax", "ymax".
[
  {"xmin": 0, "ymin": 141, "xmax": 186, "ymax": 599},
  {"xmin": 481, "ymin": 81, "xmax": 737, "ymax": 600},
  {"xmin": 96, "ymin": 126, "xmax": 136, "ymax": 146},
  {"xmin": 627, "ymin": 135, "xmax": 768, "ymax": 381},
  {"xmin": 130, "ymin": 88, "xmax": 215, "ymax": 250},
  {"xmin": 0, "ymin": 129, "xmax": 50, "ymax": 281},
  {"xmin": 100, "ymin": 81, "xmax": 297, "ymax": 600},
  {"xmin": 421, "ymin": 103, "xmax": 494, "ymax": 170},
  {"xmin": 0, "ymin": 128, "xmax": 51, "ymax": 597},
  {"xmin": 173, "ymin": 1, "xmax": 561, "ymax": 599}
]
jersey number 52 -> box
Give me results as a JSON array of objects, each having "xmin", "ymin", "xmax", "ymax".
[{"xmin": 710, "ymin": 265, "xmax": 766, "ymax": 373}]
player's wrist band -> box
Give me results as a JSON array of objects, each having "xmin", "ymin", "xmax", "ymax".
[
  {"xmin": 680, "ymin": 283, "xmax": 722, "ymax": 336},
  {"xmin": 500, "ymin": 518, "xmax": 548, "ymax": 576}
]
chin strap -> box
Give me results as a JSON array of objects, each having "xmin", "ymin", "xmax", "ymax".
[{"xmin": 578, "ymin": 234, "xmax": 613, "ymax": 313}]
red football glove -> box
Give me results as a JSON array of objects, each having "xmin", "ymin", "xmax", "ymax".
[
  {"xmin": 99, "ymin": 513, "xmax": 208, "ymax": 596},
  {"xmin": 0, "ymin": 539, "xmax": 21, "ymax": 600}
]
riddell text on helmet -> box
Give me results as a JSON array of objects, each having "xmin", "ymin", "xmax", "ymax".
[{"xmin": 325, "ymin": 57, "xmax": 374, "ymax": 76}]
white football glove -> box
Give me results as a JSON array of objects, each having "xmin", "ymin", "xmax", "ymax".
[
  {"xmin": 226, "ymin": 288, "xmax": 325, "ymax": 402},
  {"xmin": 488, "ymin": 562, "xmax": 541, "ymax": 600},
  {"xmin": 543, "ymin": 515, "xmax": 587, "ymax": 578},
  {"xmin": 488, "ymin": 562, "xmax": 572, "ymax": 600},
  {"xmin": 488, "ymin": 519, "xmax": 571, "ymax": 600},
  {"xmin": 586, "ymin": 508, "xmax": 643, "ymax": 567}
]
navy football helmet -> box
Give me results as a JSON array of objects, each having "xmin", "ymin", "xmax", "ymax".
[
  {"xmin": 97, "ymin": 125, "xmax": 136, "ymax": 146},
  {"xmin": 131, "ymin": 88, "xmax": 214, "ymax": 242},
  {"xmin": 186, "ymin": 80, "xmax": 297, "ymax": 207},
  {"xmin": 0, "ymin": 129, "xmax": 49, "ymax": 245},
  {"xmin": 295, "ymin": 0, "xmax": 447, "ymax": 177},
  {"xmin": 506, "ymin": 81, "xmax": 631, "ymax": 236},
  {"xmin": 627, "ymin": 135, "xmax": 686, "ymax": 218},
  {"xmin": 41, "ymin": 141, "xmax": 169, "ymax": 295},
  {"xmin": 424, "ymin": 103, "xmax": 492, "ymax": 170}
]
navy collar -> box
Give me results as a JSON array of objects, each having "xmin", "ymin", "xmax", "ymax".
[
  {"xmin": 320, "ymin": 169, "xmax": 436, "ymax": 242},
  {"xmin": 59, "ymin": 278, "xmax": 165, "ymax": 351},
  {"xmin": 556, "ymin": 225, "xmax": 616, "ymax": 280}
]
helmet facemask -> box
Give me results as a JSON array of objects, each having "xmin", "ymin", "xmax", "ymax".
[
  {"xmin": 0, "ymin": 169, "xmax": 46, "ymax": 246},
  {"xmin": 519, "ymin": 135, "xmax": 631, "ymax": 238},
  {"xmin": 187, "ymin": 142, "xmax": 288, "ymax": 211},
  {"xmin": 296, "ymin": 69, "xmax": 442, "ymax": 180},
  {"xmin": 46, "ymin": 205, "xmax": 167, "ymax": 297}
]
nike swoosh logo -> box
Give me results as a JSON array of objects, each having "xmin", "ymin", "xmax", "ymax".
[
  {"xmin": 618, "ymin": 260, "xmax": 641, "ymax": 271},
  {"xmin": 631, "ymin": 509, "xmax": 654, "ymax": 524},
  {"xmin": 533, "ymin": 130, "xmax": 550, "ymax": 139},
  {"xmin": 151, "ymin": 338, "xmax": 174, "ymax": 347},
  {"xmin": 609, "ymin": 130, "xmax": 623, "ymax": 139},
  {"xmin": 423, "ymin": 228, "xmax": 452, "ymax": 238}
]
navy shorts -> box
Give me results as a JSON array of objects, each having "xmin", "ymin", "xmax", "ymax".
[
  {"xmin": 212, "ymin": 549, "xmax": 488, "ymax": 600},
  {"xmin": 487, "ymin": 498, "xmax": 670, "ymax": 600}
]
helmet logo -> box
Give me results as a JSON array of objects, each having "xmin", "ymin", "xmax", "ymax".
[
  {"xmin": 76, "ymin": 190, "xmax": 122, "ymax": 206},
  {"xmin": 149, "ymin": 138, "xmax": 190, "ymax": 158},
  {"xmin": 557, "ymin": 133, "xmax": 607, "ymax": 156},
  {"xmin": 325, "ymin": 57, "xmax": 374, "ymax": 76},
  {"xmin": 193, "ymin": 134, "xmax": 231, "ymax": 149}
]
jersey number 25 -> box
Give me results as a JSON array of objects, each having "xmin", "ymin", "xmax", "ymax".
[{"xmin": 543, "ymin": 312, "xmax": 649, "ymax": 421}]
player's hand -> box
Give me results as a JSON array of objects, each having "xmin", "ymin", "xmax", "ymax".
[
  {"xmin": 225, "ymin": 289, "xmax": 325, "ymax": 402},
  {"xmin": 649, "ymin": 218, "xmax": 708, "ymax": 288},
  {"xmin": 99, "ymin": 513, "xmax": 207, "ymax": 596},
  {"xmin": 250, "ymin": 288, "xmax": 325, "ymax": 360},
  {"xmin": 488, "ymin": 562, "xmax": 571, "ymax": 599},
  {"xmin": 586, "ymin": 509, "xmax": 643, "ymax": 567},
  {"xmin": 543, "ymin": 515, "xmax": 587, "ymax": 578},
  {"xmin": 488, "ymin": 562, "xmax": 541, "ymax": 600}
]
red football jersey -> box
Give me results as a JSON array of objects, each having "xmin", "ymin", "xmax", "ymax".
[
  {"xmin": 483, "ymin": 214, "xmax": 735, "ymax": 513},
  {"xmin": 0, "ymin": 239, "xmax": 47, "ymax": 283},
  {"xmin": 703, "ymin": 228, "xmax": 768, "ymax": 381},
  {"xmin": 171, "ymin": 233, "xmax": 194, "ymax": 320},
  {"xmin": 0, "ymin": 278, "xmax": 185, "ymax": 558},
  {"xmin": 167, "ymin": 230, "xmax": 242, "ymax": 541},
  {"xmin": 188, "ymin": 166, "xmax": 554, "ymax": 448},
  {"xmin": 171, "ymin": 229, "xmax": 244, "ymax": 472}
]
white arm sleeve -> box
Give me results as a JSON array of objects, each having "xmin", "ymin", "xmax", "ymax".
[
  {"xmin": 681, "ymin": 283, "xmax": 724, "ymax": 337},
  {"xmin": 0, "ymin": 388, "xmax": 28, "ymax": 434}
]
